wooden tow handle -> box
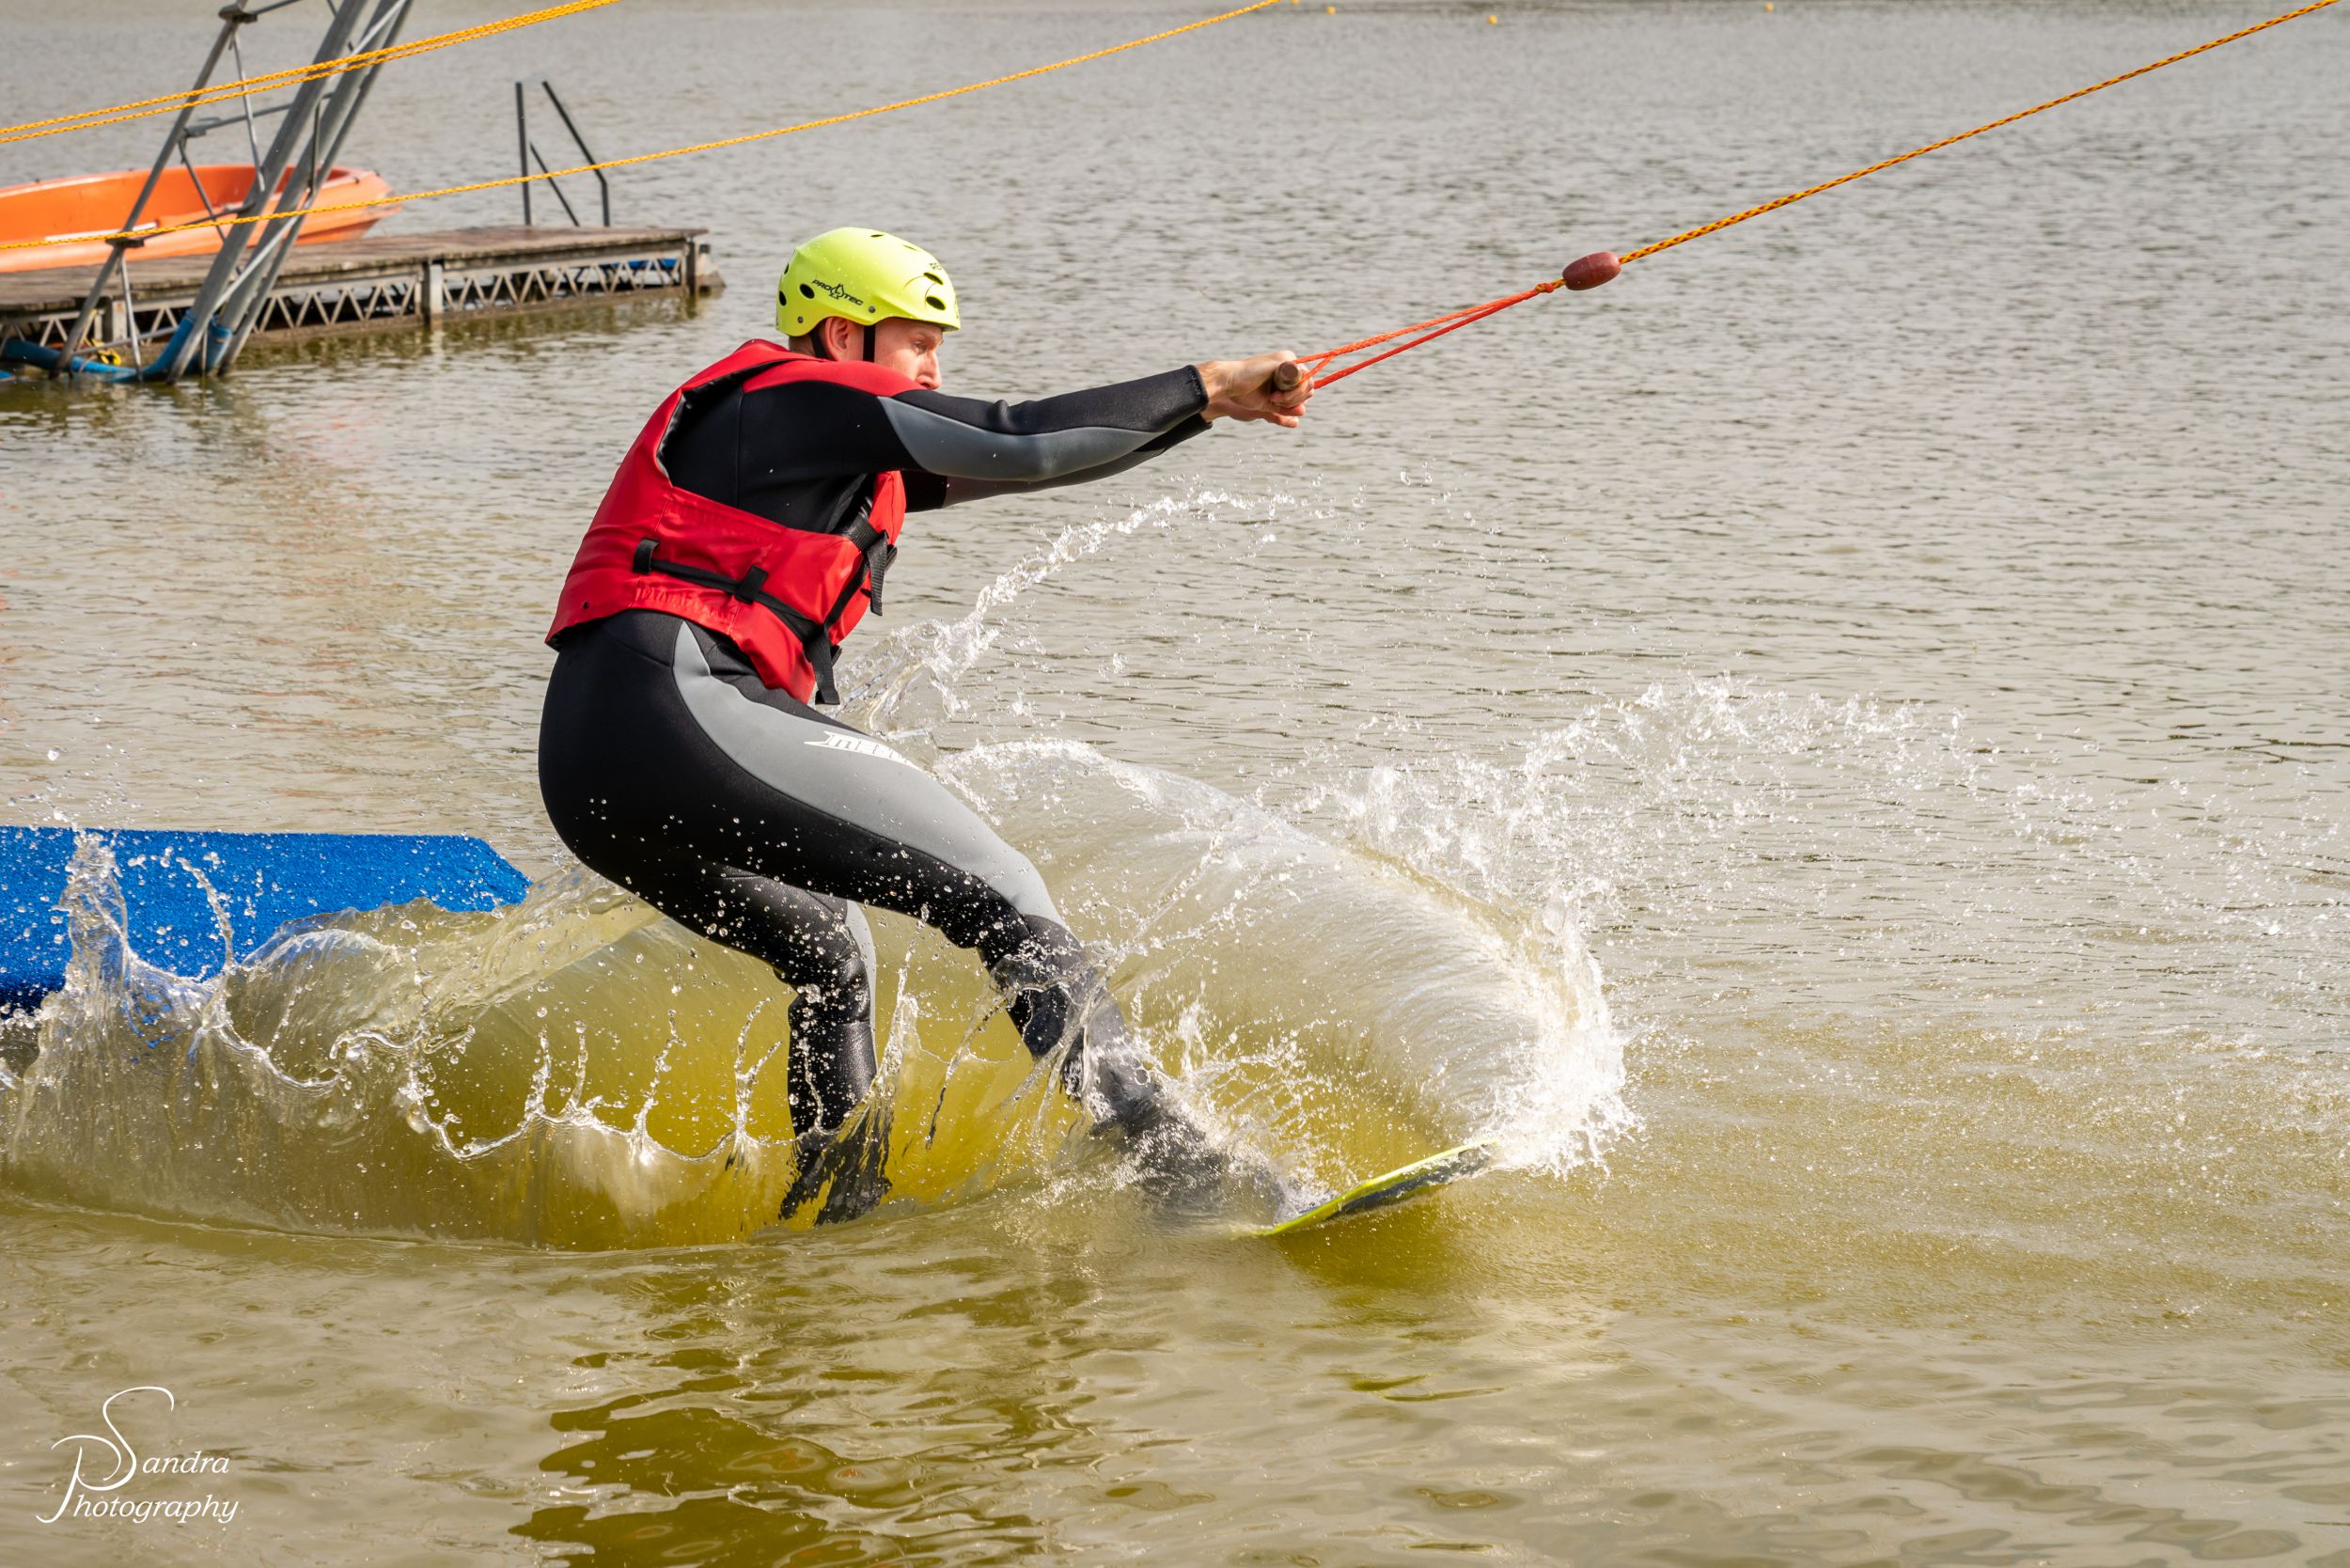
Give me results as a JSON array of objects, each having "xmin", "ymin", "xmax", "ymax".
[{"xmin": 1270, "ymin": 359, "xmax": 1304, "ymax": 391}]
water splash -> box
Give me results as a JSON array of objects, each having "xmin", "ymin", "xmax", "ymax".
[
  {"xmin": 1290, "ymin": 674, "xmax": 2348, "ymax": 1046},
  {"xmin": 851, "ymin": 484, "xmax": 1314, "ymax": 732},
  {"xmin": 0, "ymin": 787, "xmax": 1618, "ymax": 1245}
]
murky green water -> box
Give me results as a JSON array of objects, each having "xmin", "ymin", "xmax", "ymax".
[{"xmin": 4, "ymin": 0, "xmax": 2347, "ymax": 1561}]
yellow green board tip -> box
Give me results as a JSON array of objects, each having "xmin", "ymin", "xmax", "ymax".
[{"xmin": 1249, "ymin": 1135, "xmax": 1501, "ymax": 1237}]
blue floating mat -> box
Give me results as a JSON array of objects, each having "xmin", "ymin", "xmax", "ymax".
[{"xmin": 0, "ymin": 827, "xmax": 529, "ymax": 1011}]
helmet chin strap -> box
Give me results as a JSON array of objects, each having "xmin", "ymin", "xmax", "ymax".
[{"xmin": 811, "ymin": 321, "xmax": 878, "ymax": 364}]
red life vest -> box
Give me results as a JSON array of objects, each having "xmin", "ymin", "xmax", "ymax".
[{"xmin": 545, "ymin": 340, "xmax": 910, "ymax": 704}]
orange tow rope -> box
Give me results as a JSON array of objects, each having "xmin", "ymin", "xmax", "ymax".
[{"xmin": 1298, "ymin": 0, "xmax": 2342, "ymax": 389}]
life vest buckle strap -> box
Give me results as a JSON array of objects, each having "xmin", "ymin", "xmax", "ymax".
[
  {"xmin": 838, "ymin": 504, "xmax": 895, "ymax": 618},
  {"xmin": 862, "ymin": 539, "xmax": 896, "ymax": 615},
  {"xmin": 632, "ymin": 536, "xmax": 842, "ymax": 705},
  {"xmin": 804, "ymin": 637, "xmax": 840, "ymax": 708}
]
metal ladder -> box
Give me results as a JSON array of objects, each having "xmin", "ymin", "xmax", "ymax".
[{"xmin": 513, "ymin": 78, "xmax": 611, "ymax": 228}]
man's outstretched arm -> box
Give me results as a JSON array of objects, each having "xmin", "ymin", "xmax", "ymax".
[{"xmin": 722, "ymin": 353, "xmax": 1312, "ymax": 508}]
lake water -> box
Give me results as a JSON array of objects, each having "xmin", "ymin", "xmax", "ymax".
[{"xmin": 3, "ymin": 0, "xmax": 2347, "ymax": 1562}]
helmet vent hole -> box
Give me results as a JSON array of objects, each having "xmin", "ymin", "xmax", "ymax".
[
  {"xmin": 926, "ymin": 295, "xmax": 947, "ymax": 310},
  {"xmin": 799, "ymin": 283, "xmax": 815, "ymax": 299}
]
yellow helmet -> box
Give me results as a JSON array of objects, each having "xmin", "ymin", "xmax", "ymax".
[{"xmin": 776, "ymin": 227, "xmax": 961, "ymax": 339}]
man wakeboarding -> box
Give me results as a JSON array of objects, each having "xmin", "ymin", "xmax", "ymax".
[{"xmin": 538, "ymin": 227, "xmax": 1312, "ymax": 1219}]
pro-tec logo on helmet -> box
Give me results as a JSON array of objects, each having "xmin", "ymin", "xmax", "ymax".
[{"xmin": 778, "ymin": 279, "xmax": 867, "ymax": 308}]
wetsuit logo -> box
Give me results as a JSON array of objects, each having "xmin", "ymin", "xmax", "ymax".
[{"xmin": 806, "ymin": 732, "xmax": 919, "ymax": 770}]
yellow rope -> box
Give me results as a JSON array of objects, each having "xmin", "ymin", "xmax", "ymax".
[
  {"xmin": 0, "ymin": 0, "xmax": 619, "ymax": 149},
  {"xmin": 0, "ymin": 0, "xmax": 1283, "ymax": 258},
  {"xmin": 1621, "ymin": 0, "xmax": 2342, "ymax": 265}
]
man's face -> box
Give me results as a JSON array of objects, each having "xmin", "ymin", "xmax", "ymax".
[{"xmin": 868, "ymin": 317, "xmax": 947, "ymax": 388}]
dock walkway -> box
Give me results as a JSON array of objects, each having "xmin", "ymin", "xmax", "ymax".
[{"xmin": 0, "ymin": 226, "xmax": 720, "ymax": 359}]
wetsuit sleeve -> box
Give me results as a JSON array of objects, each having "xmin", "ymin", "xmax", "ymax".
[
  {"xmin": 723, "ymin": 365, "xmax": 1211, "ymax": 502},
  {"xmin": 908, "ymin": 416, "xmax": 1212, "ymax": 510},
  {"xmin": 881, "ymin": 367, "xmax": 1208, "ymax": 484}
]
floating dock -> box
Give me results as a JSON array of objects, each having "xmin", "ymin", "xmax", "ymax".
[{"xmin": 0, "ymin": 225, "xmax": 719, "ymax": 360}]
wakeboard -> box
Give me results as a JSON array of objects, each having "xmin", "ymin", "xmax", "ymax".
[{"xmin": 1248, "ymin": 1136, "xmax": 1499, "ymax": 1237}]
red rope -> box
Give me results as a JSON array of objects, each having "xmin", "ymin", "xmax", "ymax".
[
  {"xmin": 1299, "ymin": 297, "xmax": 1512, "ymax": 372},
  {"xmin": 1298, "ymin": 282, "xmax": 1559, "ymax": 389}
]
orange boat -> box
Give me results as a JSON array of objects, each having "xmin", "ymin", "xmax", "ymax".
[{"xmin": 0, "ymin": 164, "xmax": 395, "ymax": 274}]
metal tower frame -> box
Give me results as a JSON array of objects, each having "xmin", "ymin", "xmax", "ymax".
[{"xmin": 49, "ymin": 0, "xmax": 415, "ymax": 384}]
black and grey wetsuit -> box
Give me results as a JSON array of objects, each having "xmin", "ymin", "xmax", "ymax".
[{"xmin": 540, "ymin": 363, "xmax": 1213, "ymax": 1164}]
